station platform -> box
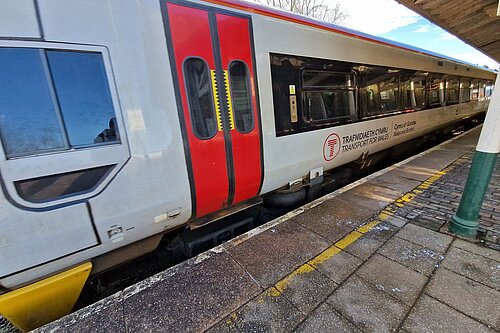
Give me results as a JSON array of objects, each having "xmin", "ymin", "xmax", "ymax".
[{"xmin": 37, "ymin": 126, "xmax": 500, "ymax": 333}]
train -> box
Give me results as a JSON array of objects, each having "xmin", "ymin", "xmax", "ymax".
[{"xmin": 0, "ymin": 0, "xmax": 496, "ymax": 331}]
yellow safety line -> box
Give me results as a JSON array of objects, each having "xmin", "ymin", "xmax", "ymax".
[
  {"xmin": 223, "ymin": 70, "xmax": 235, "ymax": 130},
  {"xmin": 264, "ymin": 165, "xmax": 454, "ymax": 298},
  {"xmin": 210, "ymin": 70, "xmax": 223, "ymax": 132}
]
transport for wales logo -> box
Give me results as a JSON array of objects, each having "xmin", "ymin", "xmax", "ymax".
[{"xmin": 323, "ymin": 133, "xmax": 341, "ymax": 161}]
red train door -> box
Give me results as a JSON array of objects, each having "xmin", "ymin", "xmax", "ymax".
[{"xmin": 164, "ymin": 2, "xmax": 262, "ymax": 218}]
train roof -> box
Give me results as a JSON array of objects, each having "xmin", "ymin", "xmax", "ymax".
[{"xmin": 203, "ymin": 0, "xmax": 498, "ymax": 75}]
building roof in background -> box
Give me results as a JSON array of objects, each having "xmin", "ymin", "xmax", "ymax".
[{"xmin": 395, "ymin": 0, "xmax": 500, "ymax": 63}]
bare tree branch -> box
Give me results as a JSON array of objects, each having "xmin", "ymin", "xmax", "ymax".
[{"xmin": 257, "ymin": 0, "xmax": 347, "ymax": 24}]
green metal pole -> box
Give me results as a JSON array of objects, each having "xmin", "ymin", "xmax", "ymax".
[
  {"xmin": 450, "ymin": 75, "xmax": 500, "ymax": 238},
  {"xmin": 450, "ymin": 151, "xmax": 498, "ymax": 237}
]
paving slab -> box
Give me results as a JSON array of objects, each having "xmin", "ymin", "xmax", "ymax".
[
  {"xmin": 441, "ymin": 246, "xmax": 500, "ymax": 290},
  {"xmin": 122, "ymin": 251, "xmax": 261, "ymax": 333},
  {"xmin": 362, "ymin": 221, "xmax": 400, "ymax": 242},
  {"xmin": 34, "ymin": 293, "xmax": 125, "ymax": 333},
  {"xmin": 426, "ymin": 268, "xmax": 500, "ymax": 329},
  {"xmin": 294, "ymin": 303, "xmax": 361, "ymax": 333},
  {"xmin": 292, "ymin": 196, "xmax": 373, "ymax": 243},
  {"xmin": 396, "ymin": 164, "xmax": 439, "ymax": 181},
  {"xmin": 452, "ymin": 239, "xmax": 500, "ymax": 262},
  {"xmin": 382, "ymin": 214, "xmax": 408, "ymax": 228},
  {"xmin": 369, "ymin": 171, "xmax": 422, "ymax": 194},
  {"xmin": 314, "ymin": 250, "xmax": 363, "ymax": 284},
  {"xmin": 335, "ymin": 183, "xmax": 400, "ymax": 211},
  {"xmin": 226, "ymin": 221, "xmax": 330, "ymax": 287},
  {"xmin": 326, "ymin": 275, "xmax": 409, "ymax": 333},
  {"xmin": 356, "ymin": 254, "xmax": 428, "ymax": 306},
  {"xmin": 403, "ymin": 294, "xmax": 496, "ymax": 333},
  {"xmin": 403, "ymin": 149, "xmax": 463, "ymax": 173},
  {"xmin": 275, "ymin": 267, "xmax": 338, "ymax": 314},
  {"xmin": 410, "ymin": 215, "xmax": 443, "ymax": 231},
  {"xmin": 378, "ymin": 237, "xmax": 444, "ymax": 276},
  {"xmin": 344, "ymin": 236, "xmax": 384, "ymax": 260},
  {"xmin": 206, "ymin": 289, "xmax": 305, "ymax": 333},
  {"xmin": 395, "ymin": 223, "xmax": 453, "ymax": 253}
]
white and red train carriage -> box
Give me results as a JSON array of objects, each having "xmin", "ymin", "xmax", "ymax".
[{"xmin": 0, "ymin": 0, "xmax": 495, "ymax": 330}]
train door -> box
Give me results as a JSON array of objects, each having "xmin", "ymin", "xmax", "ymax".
[{"xmin": 164, "ymin": 2, "xmax": 262, "ymax": 218}]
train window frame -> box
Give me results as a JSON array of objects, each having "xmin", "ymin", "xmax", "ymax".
[
  {"xmin": 300, "ymin": 69, "xmax": 358, "ymax": 124},
  {"xmin": 357, "ymin": 66, "xmax": 400, "ymax": 119},
  {"xmin": 228, "ymin": 60, "xmax": 254, "ymax": 134},
  {"xmin": 0, "ymin": 47, "xmax": 121, "ymax": 159},
  {"xmin": 183, "ymin": 57, "xmax": 218, "ymax": 140},
  {"xmin": 399, "ymin": 72, "xmax": 427, "ymax": 111},
  {"xmin": 445, "ymin": 76, "xmax": 460, "ymax": 105},
  {"xmin": 0, "ymin": 40, "xmax": 129, "ymax": 210},
  {"xmin": 427, "ymin": 75, "xmax": 445, "ymax": 106},
  {"xmin": 459, "ymin": 79, "xmax": 471, "ymax": 103},
  {"xmin": 270, "ymin": 52, "xmax": 495, "ymax": 137}
]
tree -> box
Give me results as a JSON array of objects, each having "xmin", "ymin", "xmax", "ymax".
[{"xmin": 259, "ymin": 0, "xmax": 347, "ymax": 24}]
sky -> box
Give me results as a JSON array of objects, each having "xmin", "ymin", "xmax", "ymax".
[{"xmin": 333, "ymin": 0, "xmax": 499, "ymax": 70}]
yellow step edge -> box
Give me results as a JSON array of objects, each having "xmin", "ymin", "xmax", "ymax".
[{"xmin": 0, "ymin": 262, "xmax": 92, "ymax": 332}]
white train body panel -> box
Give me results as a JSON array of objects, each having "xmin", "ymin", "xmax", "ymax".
[{"xmin": 0, "ymin": 0, "xmax": 495, "ymax": 294}]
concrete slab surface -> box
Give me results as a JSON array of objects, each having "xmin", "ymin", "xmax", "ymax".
[
  {"xmin": 378, "ymin": 237, "xmax": 444, "ymax": 276},
  {"xmin": 396, "ymin": 223, "xmax": 453, "ymax": 253},
  {"xmin": 326, "ymin": 275, "xmax": 409, "ymax": 332},
  {"xmin": 403, "ymin": 294, "xmax": 496, "ymax": 333},
  {"xmin": 442, "ymin": 246, "xmax": 500, "ymax": 290},
  {"xmin": 225, "ymin": 221, "xmax": 329, "ymax": 288},
  {"xmin": 356, "ymin": 254, "xmax": 428, "ymax": 306},
  {"xmin": 426, "ymin": 268, "xmax": 500, "ymax": 329},
  {"xmin": 294, "ymin": 303, "xmax": 361, "ymax": 333},
  {"xmin": 206, "ymin": 289, "xmax": 305, "ymax": 333},
  {"xmin": 122, "ymin": 251, "xmax": 261, "ymax": 333}
]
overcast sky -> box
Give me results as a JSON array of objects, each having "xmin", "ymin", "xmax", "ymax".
[{"xmin": 333, "ymin": 0, "xmax": 499, "ymax": 70}]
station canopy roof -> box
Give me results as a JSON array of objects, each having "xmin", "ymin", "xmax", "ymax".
[{"xmin": 396, "ymin": 0, "xmax": 500, "ymax": 64}]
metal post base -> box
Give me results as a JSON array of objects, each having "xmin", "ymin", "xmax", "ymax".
[{"xmin": 450, "ymin": 215, "xmax": 479, "ymax": 238}]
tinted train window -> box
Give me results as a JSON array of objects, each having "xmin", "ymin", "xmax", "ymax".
[
  {"xmin": 15, "ymin": 165, "xmax": 114, "ymax": 202},
  {"xmin": 301, "ymin": 70, "xmax": 356, "ymax": 122},
  {"xmin": 485, "ymin": 83, "xmax": 494, "ymax": 97},
  {"xmin": 460, "ymin": 80, "xmax": 471, "ymax": 103},
  {"xmin": 379, "ymin": 76, "xmax": 399, "ymax": 112},
  {"xmin": 400, "ymin": 73, "xmax": 426, "ymax": 110},
  {"xmin": 0, "ymin": 48, "xmax": 67, "ymax": 157},
  {"xmin": 184, "ymin": 58, "xmax": 217, "ymax": 139},
  {"xmin": 428, "ymin": 76, "xmax": 444, "ymax": 106},
  {"xmin": 446, "ymin": 78, "xmax": 460, "ymax": 104},
  {"xmin": 229, "ymin": 61, "xmax": 253, "ymax": 133},
  {"xmin": 478, "ymin": 82, "xmax": 486, "ymax": 98},
  {"xmin": 0, "ymin": 48, "xmax": 119, "ymax": 158},
  {"xmin": 358, "ymin": 66, "xmax": 398, "ymax": 116},
  {"xmin": 47, "ymin": 51, "xmax": 118, "ymax": 146}
]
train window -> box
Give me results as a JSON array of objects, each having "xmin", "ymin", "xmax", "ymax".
[
  {"xmin": 14, "ymin": 165, "xmax": 114, "ymax": 202},
  {"xmin": 428, "ymin": 76, "xmax": 445, "ymax": 106},
  {"xmin": 0, "ymin": 48, "xmax": 67, "ymax": 157},
  {"xmin": 301, "ymin": 70, "xmax": 356, "ymax": 122},
  {"xmin": 400, "ymin": 73, "xmax": 426, "ymax": 110},
  {"xmin": 485, "ymin": 83, "xmax": 494, "ymax": 97},
  {"xmin": 478, "ymin": 82, "xmax": 486, "ymax": 99},
  {"xmin": 460, "ymin": 80, "xmax": 471, "ymax": 103},
  {"xmin": 47, "ymin": 51, "xmax": 119, "ymax": 147},
  {"xmin": 445, "ymin": 78, "xmax": 460, "ymax": 104},
  {"xmin": 471, "ymin": 82, "xmax": 479, "ymax": 100},
  {"xmin": 184, "ymin": 58, "xmax": 217, "ymax": 139},
  {"xmin": 379, "ymin": 76, "xmax": 399, "ymax": 113},
  {"xmin": 303, "ymin": 70, "xmax": 348, "ymax": 88},
  {"xmin": 229, "ymin": 61, "xmax": 253, "ymax": 133},
  {"xmin": 0, "ymin": 47, "xmax": 120, "ymax": 158}
]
